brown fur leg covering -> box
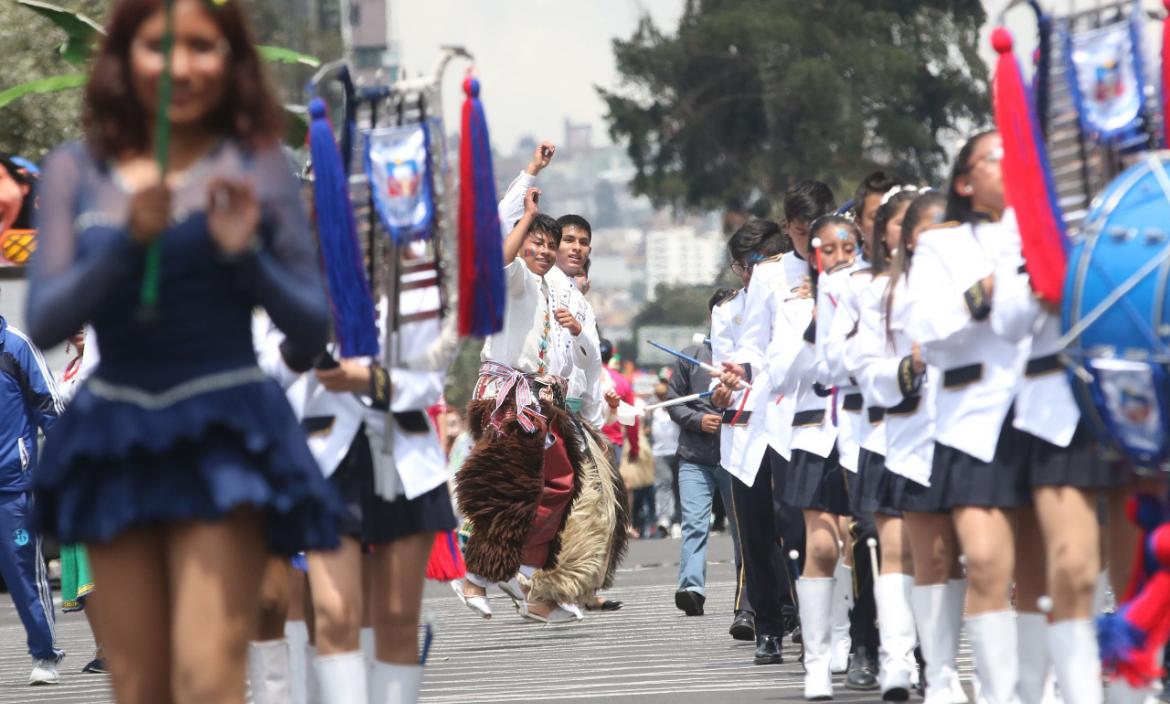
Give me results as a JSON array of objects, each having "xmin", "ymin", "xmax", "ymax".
[{"xmin": 457, "ymin": 400, "xmax": 546, "ymax": 583}]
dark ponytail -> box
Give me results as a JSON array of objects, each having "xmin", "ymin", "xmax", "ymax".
[{"xmin": 883, "ymin": 191, "xmax": 947, "ymax": 343}]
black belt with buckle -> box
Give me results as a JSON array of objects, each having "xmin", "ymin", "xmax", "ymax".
[
  {"xmin": 792, "ymin": 409, "xmax": 826, "ymax": 427},
  {"xmin": 721, "ymin": 409, "xmax": 752, "ymax": 426},
  {"xmin": 886, "ymin": 396, "xmax": 921, "ymax": 416},
  {"xmin": 1025, "ymin": 354, "xmax": 1062, "ymax": 378},
  {"xmin": 842, "ymin": 393, "xmax": 863, "ymax": 412},
  {"xmin": 942, "ymin": 363, "xmax": 983, "ymax": 389},
  {"xmin": 868, "ymin": 407, "xmax": 886, "ymax": 424}
]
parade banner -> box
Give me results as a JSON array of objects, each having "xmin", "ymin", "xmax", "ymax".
[
  {"xmin": 364, "ymin": 122, "xmax": 437, "ymax": 245},
  {"xmin": 1064, "ymin": 13, "xmax": 1148, "ymax": 143}
]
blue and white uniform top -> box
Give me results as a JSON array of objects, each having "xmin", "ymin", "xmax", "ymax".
[
  {"xmin": 905, "ymin": 212, "xmax": 1028, "ymax": 463},
  {"xmin": 26, "ymin": 139, "xmax": 340, "ymax": 554},
  {"xmin": 853, "ymin": 274, "xmax": 936, "ymax": 486},
  {"xmin": 0, "ymin": 317, "xmax": 61, "ymax": 493}
]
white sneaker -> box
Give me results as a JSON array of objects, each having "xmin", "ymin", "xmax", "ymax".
[
  {"xmin": 29, "ymin": 658, "xmax": 59, "ymax": 685},
  {"xmin": 558, "ymin": 602, "xmax": 586, "ymax": 621},
  {"xmin": 670, "ymin": 523, "xmax": 682, "ymax": 539}
]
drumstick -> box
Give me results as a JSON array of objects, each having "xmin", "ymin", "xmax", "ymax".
[
  {"xmin": 648, "ymin": 340, "xmax": 754, "ymax": 390},
  {"xmin": 642, "ymin": 391, "xmax": 714, "ymax": 413},
  {"xmin": 138, "ymin": 0, "xmax": 175, "ymax": 314}
]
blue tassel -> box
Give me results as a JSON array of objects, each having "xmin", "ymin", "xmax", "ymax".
[
  {"xmin": 1098, "ymin": 609, "xmax": 1146, "ymax": 666},
  {"xmin": 308, "ymin": 97, "xmax": 380, "ymax": 358}
]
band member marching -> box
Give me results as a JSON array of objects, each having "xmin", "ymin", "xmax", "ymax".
[{"xmin": 905, "ymin": 130, "xmax": 1032, "ymax": 704}]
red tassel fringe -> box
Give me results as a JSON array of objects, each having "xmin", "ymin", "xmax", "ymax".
[{"xmin": 991, "ymin": 27, "xmax": 1067, "ymax": 305}]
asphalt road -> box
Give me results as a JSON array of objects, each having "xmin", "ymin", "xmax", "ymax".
[{"xmin": 0, "ymin": 532, "xmax": 975, "ymax": 703}]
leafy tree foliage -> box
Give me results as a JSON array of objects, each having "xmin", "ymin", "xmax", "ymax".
[
  {"xmin": 0, "ymin": 0, "xmax": 342, "ymax": 160},
  {"xmin": 599, "ymin": 0, "xmax": 991, "ymax": 210}
]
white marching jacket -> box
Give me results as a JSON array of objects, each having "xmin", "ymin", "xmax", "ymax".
[
  {"xmin": 990, "ymin": 218, "xmax": 1080, "ymax": 448},
  {"xmin": 772, "ymin": 253, "xmax": 836, "ymax": 460},
  {"xmin": 905, "ymin": 215, "xmax": 1028, "ymax": 464},
  {"xmin": 853, "ymin": 274, "xmax": 935, "ymax": 486},
  {"xmin": 815, "ymin": 264, "xmax": 867, "ymax": 472},
  {"xmin": 252, "ymin": 276, "xmax": 449, "ymax": 502},
  {"xmin": 838, "ymin": 270, "xmax": 887, "ymax": 458},
  {"xmin": 713, "ymin": 286, "xmax": 789, "ymax": 484}
]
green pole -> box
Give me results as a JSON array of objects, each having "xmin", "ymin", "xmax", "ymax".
[{"xmin": 138, "ymin": 0, "xmax": 175, "ymax": 313}]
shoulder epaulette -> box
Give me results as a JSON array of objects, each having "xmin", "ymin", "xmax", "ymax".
[{"xmin": 715, "ymin": 289, "xmax": 741, "ymax": 307}]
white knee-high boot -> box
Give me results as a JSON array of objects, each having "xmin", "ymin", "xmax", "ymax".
[
  {"xmin": 944, "ymin": 579, "xmax": 969, "ymax": 704},
  {"xmin": 1048, "ymin": 619, "xmax": 1102, "ymax": 704},
  {"xmin": 830, "ymin": 562, "xmax": 854, "ymax": 674},
  {"xmin": 1016, "ymin": 612, "xmax": 1050, "ymax": 704},
  {"xmin": 286, "ymin": 621, "xmax": 309, "ymax": 704},
  {"xmin": 369, "ymin": 661, "xmax": 424, "ymax": 704},
  {"xmin": 911, "ymin": 583, "xmax": 964, "ymax": 704},
  {"xmin": 314, "ymin": 651, "xmax": 367, "ymax": 704},
  {"xmin": 798, "ymin": 577, "xmax": 836, "ymax": 701},
  {"xmin": 360, "ymin": 628, "xmax": 375, "ymax": 666},
  {"xmin": 966, "ymin": 611, "xmax": 1021, "ymax": 704},
  {"xmin": 875, "ymin": 573, "xmax": 916, "ymax": 699},
  {"xmin": 248, "ymin": 639, "xmax": 291, "ymax": 704}
]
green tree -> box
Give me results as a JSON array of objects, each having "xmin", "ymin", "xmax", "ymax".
[
  {"xmin": 0, "ymin": 0, "xmax": 339, "ymax": 160},
  {"xmin": 0, "ymin": 0, "xmax": 106, "ymax": 158},
  {"xmin": 599, "ymin": 0, "xmax": 990, "ymax": 210}
]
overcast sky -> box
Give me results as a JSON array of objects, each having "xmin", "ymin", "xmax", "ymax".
[
  {"xmin": 393, "ymin": 0, "xmax": 685, "ymax": 156},
  {"xmin": 395, "ymin": 1, "xmax": 1166, "ymax": 158}
]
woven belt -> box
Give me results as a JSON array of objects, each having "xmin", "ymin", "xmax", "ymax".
[
  {"xmin": 1025, "ymin": 354, "xmax": 1062, "ymax": 378},
  {"xmin": 721, "ymin": 409, "xmax": 752, "ymax": 426},
  {"xmin": 842, "ymin": 393, "xmax": 863, "ymax": 412},
  {"xmin": 473, "ymin": 361, "xmax": 561, "ymax": 433},
  {"xmin": 867, "ymin": 407, "xmax": 886, "ymax": 424},
  {"xmin": 793, "ymin": 409, "xmax": 826, "ymax": 427},
  {"xmin": 942, "ymin": 363, "xmax": 983, "ymax": 389},
  {"xmin": 886, "ymin": 396, "xmax": 921, "ymax": 416}
]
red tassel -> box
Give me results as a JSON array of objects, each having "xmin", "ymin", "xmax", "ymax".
[
  {"xmin": 1114, "ymin": 526, "xmax": 1170, "ymax": 685},
  {"xmin": 426, "ymin": 530, "xmax": 466, "ymax": 582},
  {"xmin": 1162, "ymin": 0, "xmax": 1170, "ymax": 147},
  {"xmin": 991, "ymin": 27, "xmax": 1068, "ymax": 305},
  {"xmin": 457, "ymin": 80, "xmax": 477, "ymax": 337}
]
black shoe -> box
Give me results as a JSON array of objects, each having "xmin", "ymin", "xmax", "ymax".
[
  {"xmin": 753, "ymin": 634, "xmax": 783, "ymax": 665},
  {"xmin": 674, "ymin": 589, "xmax": 705, "ymax": 616},
  {"xmin": 729, "ymin": 611, "xmax": 756, "ymax": 641},
  {"xmin": 845, "ymin": 646, "xmax": 879, "ymax": 691},
  {"xmin": 81, "ymin": 658, "xmax": 106, "ymax": 674}
]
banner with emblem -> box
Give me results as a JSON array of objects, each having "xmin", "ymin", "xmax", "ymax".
[
  {"xmin": 1092, "ymin": 359, "xmax": 1166, "ymax": 463},
  {"xmin": 1063, "ymin": 11, "xmax": 1148, "ymax": 143},
  {"xmin": 364, "ymin": 121, "xmax": 436, "ymax": 244}
]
